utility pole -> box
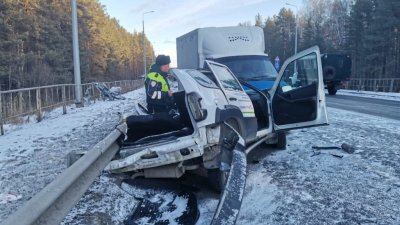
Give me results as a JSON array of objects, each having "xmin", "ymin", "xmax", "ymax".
[
  {"xmin": 142, "ymin": 11, "xmax": 155, "ymax": 76},
  {"xmin": 71, "ymin": 0, "xmax": 82, "ymax": 106},
  {"xmin": 286, "ymin": 3, "xmax": 298, "ymax": 54}
]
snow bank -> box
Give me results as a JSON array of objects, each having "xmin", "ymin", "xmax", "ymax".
[{"xmin": 337, "ymin": 89, "xmax": 400, "ymax": 101}]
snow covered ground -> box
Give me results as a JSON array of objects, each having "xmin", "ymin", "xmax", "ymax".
[
  {"xmin": 236, "ymin": 108, "xmax": 400, "ymax": 224},
  {"xmin": 336, "ymin": 89, "xmax": 400, "ymax": 101},
  {"xmin": 0, "ymin": 88, "xmax": 145, "ymax": 223},
  {"xmin": 0, "ymin": 89, "xmax": 399, "ymax": 224}
]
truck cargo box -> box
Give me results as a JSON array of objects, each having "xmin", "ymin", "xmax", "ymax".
[{"xmin": 177, "ymin": 26, "xmax": 266, "ymax": 69}]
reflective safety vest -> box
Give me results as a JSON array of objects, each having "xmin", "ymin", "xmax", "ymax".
[{"xmin": 146, "ymin": 72, "xmax": 169, "ymax": 100}]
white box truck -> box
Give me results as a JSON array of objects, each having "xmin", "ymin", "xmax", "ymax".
[
  {"xmin": 177, "ymin": 26, "xmax": 288, "ymax": 148},
  {"xmin": 176, "ymin": 26, "xmax": 278, "ymax": 91}
]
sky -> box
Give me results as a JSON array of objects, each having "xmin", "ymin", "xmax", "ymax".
[{"xmin": 98, "ymin": 0, "xmax": 303, "ymax": 66}]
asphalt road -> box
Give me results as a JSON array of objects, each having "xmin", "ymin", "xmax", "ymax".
[{"xmin": 326, "ymin": 95, "xmax": 400, "ymax": 120}]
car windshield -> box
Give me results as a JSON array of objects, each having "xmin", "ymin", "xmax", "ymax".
[
  {"xmin": 214, "ymin": 55, "xmax": 278, "ymax": 81},
  {"xmin": 171, "ymin": 69, "xmax": 220, "ymax": 90},
  {"xmin": 186, "ymin": 70, "xmax": 219, "ymax": 89}
]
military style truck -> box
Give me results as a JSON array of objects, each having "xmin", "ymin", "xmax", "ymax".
[{"xmin": 321, "ymin": 54, "xmax": 352, "ymax": 95}]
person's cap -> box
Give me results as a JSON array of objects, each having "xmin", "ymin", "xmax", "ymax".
[{"xmin": 155, "ymin": 55, "xmax": 171, "ymax": 66}]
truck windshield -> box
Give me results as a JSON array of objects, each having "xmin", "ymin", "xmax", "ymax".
[{"xmin": 214, "ymin": 55, "xmax": 278, "ymax": 81}]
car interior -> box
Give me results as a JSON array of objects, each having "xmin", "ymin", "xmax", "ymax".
[
  {"xmin": 124, "ymin": 90, "xmax": 194, "ymax": 145},
  {"xmin": 271, "ymin": 53, "xmax": 319, "ymax": 125},
  {"xmin": 201, "ymin": 67, "xmax": 271, "ymax": 131}
]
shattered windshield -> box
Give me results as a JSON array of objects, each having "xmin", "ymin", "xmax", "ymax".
[
  {"xmin": 215, "ymin": 55, "xmax": 278, "ymax": 81},
  {"xmin": 186, "ymin": 70, "xmax": 219, "ymax": 89},
  {"xmin": 208, "ymin": 62, "xmax": 243, "ymax": 91}
]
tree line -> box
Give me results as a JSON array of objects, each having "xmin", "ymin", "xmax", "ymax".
[
  {"xmin": 0, "ymin": 0, "xmax": 154, "ymax": 91},
  {"xmin": 245, "ymin": 0, "xmax": 400, "ymax": 80}
]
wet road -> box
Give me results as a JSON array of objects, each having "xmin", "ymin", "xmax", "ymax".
[{"xmin": 326, "ymin": 95, "xmax": 400, "ymax": 120}]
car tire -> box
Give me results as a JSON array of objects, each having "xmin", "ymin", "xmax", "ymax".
[
  {"xmin": 275, "ymin": 131, "xmax": 287, "ymax": 150},
  {"xmin": 328, "ymin": 85, "xmax": 337, "ymax": 95}
]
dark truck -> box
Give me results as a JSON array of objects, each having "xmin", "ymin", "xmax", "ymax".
[{"xmin": 321, "ymin": 54, "xmax": 352, "ymax": 95}]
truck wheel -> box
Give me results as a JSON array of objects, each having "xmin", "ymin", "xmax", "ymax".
[
  {"xmin": 275, "ymin": 131, "xmax": 287, "ymax": 150},
  {"xmin": 328, "ymin": 85, "xmax": 337, "ymax": 95}
]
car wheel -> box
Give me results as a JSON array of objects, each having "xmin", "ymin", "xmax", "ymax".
[
  {"xmin": 275, "ymin": 131, "xmax": 287, "ymax": 150},
  {"xmin": 328, "ymin": 85, "xmax": 337, "ymax": 95}
]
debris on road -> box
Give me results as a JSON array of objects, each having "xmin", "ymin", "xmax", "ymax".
[
  {"xmin": 310, "ymin": 151, "xmax": 343, "ymax": 158},
  {"xmin": 312, "ymin": 146, "xmax": 341, "ymax": 150},
  {"xmin": 341, "ymin": 143, "xmax": 356, "ymax": 153},
  {"xmin": 121, "ymin": 178, "xmax": 200, "ymax": 225},
  {"xmin": 312, "ymin": 142, "xmax": 356, "ymax": 155},
  {"xmin": 125, "ymin": 191, "xmax": 198, "ymax": 225},
  {"xmin": 95, "ymin": 83, "xmax": 126, "ymax": 101},
  {"xmin": 331, "ymin": 154, "xmax": 344, "ymax": 158}
]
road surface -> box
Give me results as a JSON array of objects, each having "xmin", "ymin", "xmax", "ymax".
[{"xmin": 326, "ymin": 95, "xmax": 400, "ymax": 120}]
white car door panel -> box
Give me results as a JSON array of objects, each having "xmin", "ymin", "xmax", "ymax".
[
  {"xmin": 270, "ymin": 46, "xmax": 329, "ymax": 131},
  {"xmin": 205, "ymin": 60, "xmax": 255, "ymax": 118}
]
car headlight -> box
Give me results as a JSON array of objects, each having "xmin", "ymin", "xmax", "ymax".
[{"xmin": 187, "ymin": 92, "xmax": 207, "ymax": 121}]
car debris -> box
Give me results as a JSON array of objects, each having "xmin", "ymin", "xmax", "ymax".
[
  {"xmin": 331, "ymin": 154, "xmax": 344, "ymax": 158},
  {"xmin": 310, "ymin": 151, "xmax": 343, "ymax": 158},
  {"xmin": 312, "ymin": 142, "xmax": 356, "ymax": 154},
  {"xmin": 95, "ymin": 83, "xmax": 126, "ymax": 101},
  {"xmin": 125, "ymin": 191, "xmax": 198, "ymax": 225},
  {"xmin": 341, "ymin": 143, "xmax": 356, "ymax": 153},
  {"xmin": 312, "ymin": 146, "xmax": 341, "ymax": 150}
]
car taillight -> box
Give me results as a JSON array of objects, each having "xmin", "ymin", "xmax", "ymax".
[{"xmin": 187, "ymin": 92, "xmax": 207, "ymax": 121}]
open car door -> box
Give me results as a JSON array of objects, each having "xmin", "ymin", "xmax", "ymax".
[
  {"xmin": 269, "ymin": 46, "xmax": 328, "ymax": 131},
  {"xmin": 205, "ymin": 60, "xmax": 256, "ymax": 118}
]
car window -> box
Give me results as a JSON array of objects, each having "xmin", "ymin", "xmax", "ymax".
[
  {"xmin": 215, "ymin": 55, "xmax": 277, "ymax": 80},
  {"xmin": 208, "ymin": 63, "xmax": 243, "ymax": 91},
  {"xmin": 186, "ymin": 70, "xmax": 219, "ymax": 89},
  {"xmin": 280, "ymin": 53, "xmax": 318, "ymax": 93}
]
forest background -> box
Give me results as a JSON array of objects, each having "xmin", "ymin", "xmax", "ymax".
[{"xmin": 0, "ymin": 0, "xmax": 399, "ymax": 90}]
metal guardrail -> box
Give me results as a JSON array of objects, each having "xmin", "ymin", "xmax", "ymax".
[
  {"xmin": 0, "ymin": 123, "xmax": 127, "ymax": 225},
  {"xmin": 345, "ymin": 78, "xmax": 400, "ymax": 92},
  {"xmin": 0, "ymin": 80, "xmax": 143, "ymax": 135}
]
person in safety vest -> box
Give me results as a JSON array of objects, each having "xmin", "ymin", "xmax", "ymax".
[{"xmin": 145, "ymin": 54, "xmax": 174, "ymax": 113}]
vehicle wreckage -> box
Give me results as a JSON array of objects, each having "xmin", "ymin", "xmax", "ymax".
[{"xmin": 105, "ymin": 46, "xmax": 329, "ymax": 192}]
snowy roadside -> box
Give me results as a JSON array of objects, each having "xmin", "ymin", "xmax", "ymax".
[
  {"xmin": 0, "ymin": 88, "xmax": 145, "ymax": 223},
  {"xmin": 336, "ymin": 89, "xmax": 400, "ymax": 101},
  {"xmin": 236, "ymin": 107, "xmax": 400, "ymax": 225}
]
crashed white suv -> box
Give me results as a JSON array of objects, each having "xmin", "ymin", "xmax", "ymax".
[{"xmin": 105, "ymin": 46, "xmax": 328, "ymax": 190}]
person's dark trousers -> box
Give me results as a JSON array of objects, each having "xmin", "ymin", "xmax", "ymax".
[{"xmin": 147, "ymin": 104, "xmax": 168, "ymax": 113}]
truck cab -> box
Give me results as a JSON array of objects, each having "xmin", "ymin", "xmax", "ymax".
[{"xmin": 213, "ymin": 54, "xmax": 278, "ymax": 91}]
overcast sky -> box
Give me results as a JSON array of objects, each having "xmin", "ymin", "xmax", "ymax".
[{"xmin": 98, "ymin": 0, "xmax": 303, "ymax": 66}]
